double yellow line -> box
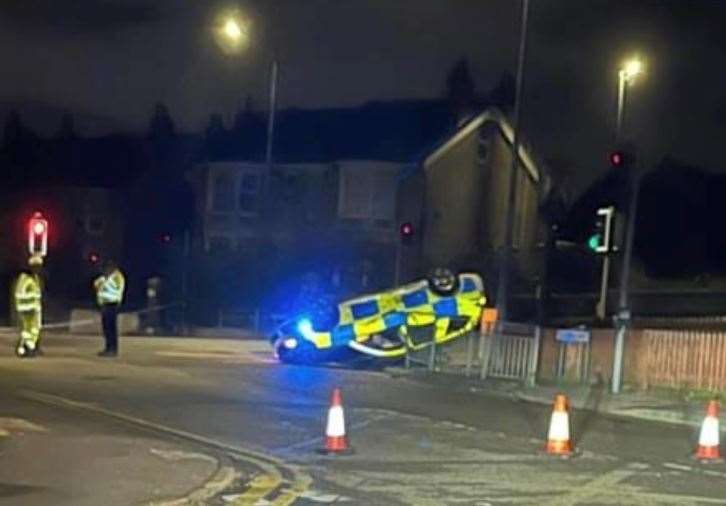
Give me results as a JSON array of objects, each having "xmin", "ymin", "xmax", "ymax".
[
  {"xmin": 233, "ymin": 471, "xmax": 311, "ymax": 506},
  {"xmin": 22, "ymin": 390, "xmax": 311, "ymax": 505}
]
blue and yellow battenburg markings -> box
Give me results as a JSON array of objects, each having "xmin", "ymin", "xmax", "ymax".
[{"xmin": 298, "ymin": 273, "xmax": 486, "ymax": 358}]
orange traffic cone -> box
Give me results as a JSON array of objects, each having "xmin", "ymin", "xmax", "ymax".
[
  {"xmin": 545, "ymin": 393, "xmax": 573, "ymax": 456},
  {"xmin": 695, "ymin": 400, "xmax": 721, "ymax": 461},
  {"xmin": 321, "ymin": 388, "xmax": 352, "ymax": 454}
]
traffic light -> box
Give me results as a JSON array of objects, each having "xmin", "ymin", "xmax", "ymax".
[
  {"xmin": 88, "ymin": 252, "xmax": 100, "ymax": 265},
  {"xmin": 588, "ymin": 206, "xmax": 615, "ymax": 253},
  {"xmin": 400, "ymin": 222, "xmax": 414, "ymax": 245},
  {"xmin": 28, "ymin": 212, "xmax": 48, "ymax": 257},
  {"xmin": 609, "ymin": 149, "xmax": 634, "ymax": 168}
]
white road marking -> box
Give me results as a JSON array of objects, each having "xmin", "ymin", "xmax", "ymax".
[
  {"xmin": 298, "ymin": 489, "xmax": 343, "ymax": 502},
  {"xmin": 663, "ymin": 462, "xmax": 693, "ymax": 472}
]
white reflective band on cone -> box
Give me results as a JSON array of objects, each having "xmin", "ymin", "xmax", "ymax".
[
  {"xmin": 547, "ymin": 412, "xmax": 570, "ymax": 441},
  {"xmin": 699, "ymin": 417, "xmax": 720, "ymax": 447},
  {"xmin": 326, "ymin": 406, "xmax": 346, "ymax": 437}
]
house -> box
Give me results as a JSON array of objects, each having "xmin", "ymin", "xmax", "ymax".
[
  {"xmin": 187, "ymin": 158, "xmax": 406, "ymax": 319},
  {"xmin": 398, "ymin": 108, "xmax": 551, "ymax": 308}
]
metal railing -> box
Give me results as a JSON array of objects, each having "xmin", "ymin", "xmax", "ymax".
[{"xmin": 404, "ymin": 319, "xmax": 541, "ymax": 386}]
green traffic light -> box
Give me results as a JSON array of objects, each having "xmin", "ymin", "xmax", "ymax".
[{"xmin": 588, "ymin": 234, "xmax": 602, "ymax": 251}]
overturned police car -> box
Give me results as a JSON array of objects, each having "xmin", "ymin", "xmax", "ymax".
[{"xmin": 270, "ymin": 270, "xmax": 485, "ymax": 364}]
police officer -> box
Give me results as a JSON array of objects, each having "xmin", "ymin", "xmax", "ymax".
[
  {"xmin": 93, "ymin": 260, "xmax": 125, "ymax": 357},
  {"xmin": 14, "ymin": 254, "xmax": 44, "ymax": 357}
]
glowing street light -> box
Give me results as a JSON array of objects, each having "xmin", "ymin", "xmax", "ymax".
[
  {"xmin": 223, "ymin": 18, "xmax": 243, "ymax": 41},
  {"xmin": 616, "ymin": 57, "xmax": 644, "ymax": 140},
  {"xmin": 214, "ymin": 12, "xmax": 250, "ymax": 54},
  {"xmin": 622, "ymin": 59, "xmax": 643, "ymax": 81}
]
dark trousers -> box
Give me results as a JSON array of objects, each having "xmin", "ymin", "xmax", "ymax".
[{"xmin": 101, "ymin": 304, "xmax": 119, "ymax": 352}]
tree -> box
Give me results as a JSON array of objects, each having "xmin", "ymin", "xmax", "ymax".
[
  {"xmin": 2, "ymin": 110, "xmax": 39, "ymax": 169},
  {"xmin": 204, "ymin": 113, "xmax": 229, "ymax": 158},
  {"xmin": 489, "ymin": 72, "xmax": 516, "ymax": 111},
  {"xmin": 231, "ymin": 96, "xmax": 266, "ymax": 158},
  {"xmin": 445, "ymin": 58, "xmax": 477, "ymax": 123},
  {"xmin": 149, "ymin": 102, "xmax": 176, "ymax": 140},
  {"xmin": 205, "ymin": 113, "xmax": 226, "ymax": 141}
]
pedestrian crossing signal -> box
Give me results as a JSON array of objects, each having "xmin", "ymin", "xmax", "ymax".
[{"xmin": 28, "ymin": 212, "xmax": 48, "ymax": 257}]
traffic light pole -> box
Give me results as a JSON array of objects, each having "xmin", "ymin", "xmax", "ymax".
[
  {"xmin": 596, "ymin": 254, "xmax": 611, "ymax": 320},
  {"xmin": 394, "ymin": 240, "xmax": 402, "ymax": 286},
  {"xmin": 611, "ymin": 169, "xmax": 642, "ymax": 394}
]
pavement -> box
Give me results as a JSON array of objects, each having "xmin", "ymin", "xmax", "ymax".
[
  {"xmin": 387, "ymin": 368, "xmax": 725, "ymax": 433},
  {"xmin": 0, "ymin": 332, "xmax": 724, "ymax": 505}
]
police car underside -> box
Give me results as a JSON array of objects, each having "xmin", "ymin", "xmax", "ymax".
[{"xmin": 271, "ymin": 273, "xmax": 485, "ymax": 365}]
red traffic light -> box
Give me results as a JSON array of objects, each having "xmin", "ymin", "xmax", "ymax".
[
  {"xmin": 610, "ymin": 151, "xmax": 623, "ymax": 166},
  {"xmin": 28, "ymin": 212, "xmax": 49, "ymax": 256},
  {"xmin": 32, "ymin": 221, "xmax": 46, "ymax": 235},
  {"xmin": 400, "ymin": 222, "xmax": 414, "ymax": 236}
]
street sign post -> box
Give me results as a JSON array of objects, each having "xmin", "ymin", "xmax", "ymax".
[{"xmin": 555, "ymin": 328, "xmax": 591, "ymax": 344}]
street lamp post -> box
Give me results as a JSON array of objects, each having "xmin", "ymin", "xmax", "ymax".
[
  {"xmin": 616, "ymin": 59, "xmax": 643, "ymax": 142},
  {"xmin": 265, "ymin": 59, "xmax": 279, "ymax": 184},
  {"xmin": 611, "ymin": 57, "xmax": 643, "ymax": 394},
  {"xmin": 216, "ymin": 13, "xmax": 279, "ymax": 181}
]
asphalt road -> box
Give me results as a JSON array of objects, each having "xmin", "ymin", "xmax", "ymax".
[{"xmin": 0, "ymin": 333, "xmax": 724, "ymax": 505}]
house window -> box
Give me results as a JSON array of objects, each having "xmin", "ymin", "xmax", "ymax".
[
  {"xmin": 212, "ymin": 173, "xmax": 235, "ymax": 212},
  {"xmin": 238, "ymin": 172, "xmax": 260, "ymax": 215}
]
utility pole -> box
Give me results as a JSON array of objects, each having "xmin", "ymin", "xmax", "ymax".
[
  {"xmin": 496, "ymin": 0, "xmax": 530, "ymax": 323},
  {"xmin": 264, "ymin": 59, "xmax": 279, "ymax": 190}
]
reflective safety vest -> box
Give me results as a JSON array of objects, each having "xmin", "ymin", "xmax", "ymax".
[
  {"xmin": 14, "ymin": 272, "xmax": 41, "ymax": 313},
  {"xmin": 94, "ymin": 269, "xmax": 126, "ymax": 306}
]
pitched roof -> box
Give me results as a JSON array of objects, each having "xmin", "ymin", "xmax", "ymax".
[{"xmin": 423, "ymin": 107, "xmax": 543, "ymax": 184}]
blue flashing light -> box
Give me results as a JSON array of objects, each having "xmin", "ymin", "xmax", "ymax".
[
  {"xmin": 283, "ymin": 337, "xmax": 298, "ymax": 349},
  {"xmin": 296, "ymin": 318, "xmax": 315, "ymax": 339}
]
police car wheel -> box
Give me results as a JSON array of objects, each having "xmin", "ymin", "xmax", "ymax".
[{"xmin": 427, "ymin": 267, "xmax": 459, "ymax": 296}]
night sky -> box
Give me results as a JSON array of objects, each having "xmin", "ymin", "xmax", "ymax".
[{"xmin": 1, "ymin": 0, "xmax": 725, "ymax": 193}]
